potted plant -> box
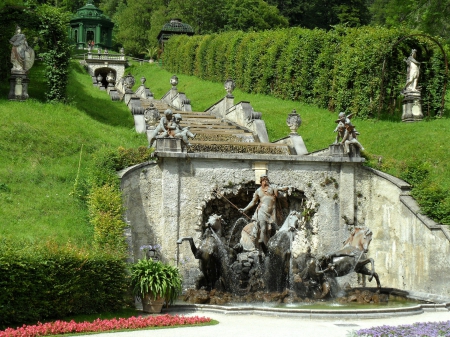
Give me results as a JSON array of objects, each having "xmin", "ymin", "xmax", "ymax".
[{"xmin": 130, "ymin": 258, "xmax": 182, "ymax": 313}]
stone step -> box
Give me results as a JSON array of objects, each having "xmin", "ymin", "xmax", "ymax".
[
  {"xmin": 184, "ymin": 128, "xmax": 249, "ymax": 134},
  {"xmin": 188, "ymin": 141, "xmax": 290, "ymax": 155}
]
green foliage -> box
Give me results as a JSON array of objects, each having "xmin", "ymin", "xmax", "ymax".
[
  {"xmin": 162, "ymin": 26, "xmax": 447, "ymax": 119},
  {"xmin": 0, "ymin": 242, "xmax": 128, "ymax": 328},
  {"xmin": 370, "ymin": 0, "xmax": 450, "ymax": 44},
  {"xmin": 400, "ymin": 161, "xmax": 429, "ymax": 187},
  {"xmin": 86, "ymin": 145, "xmax": 153, "ymax": 250},
  {"xmin": 399, "ymin": 161, "xmax": 450, "ymax": 226},
  {"xmin": 88, "ymin": 184, "xmax": 127, "ymax": 250},
  {"xmin": 130, "ymin": 259, "xmax": 182, "ymax": 304},
  {"xmin": 266, "ymin": 0, "xmax": 371, "ymax": 28},
  {"xmin": 223, "ymin": 0, "xmax": 288, "ymax": 31},
  {"xmin": 36, "ymin": 5, "xmax": 71, "ymax": 102},
  {"xmin": 113, "ymin": 0, "xmax": 165, "ymax": 55}
]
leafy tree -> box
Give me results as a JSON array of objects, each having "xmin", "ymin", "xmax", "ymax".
[
  {"xmin": 114, "ymin": 0, "xmax": 164, "ymax": 55},
  {"xmin": 224, "ymin": 0, "xmax": 288, "ymax": 31},
  {"xmin": 267, "ymin": 0, "xmax": 371, "ymax": 29},
  {"xmin": 37, "ymin": 5, "xmax": 72, "ymax": 102},
  {"xmin": 369, "ymin": 0, "xmax": 450, "ymax": 43},
  {"xmin": 168, "ymin": 0, "xmax": 227, "ymax": 34}
]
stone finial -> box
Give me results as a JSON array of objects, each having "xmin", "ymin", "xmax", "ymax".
[
  {"xmin": 224, "ymin": 78, "xmax": 236, "ymax": 97},
  {"xmin": 170, "ymin": 74, "xmax": 178, "ymax": 88},
  {"xmin": 286, "ymin": 109, "xmax": 302, "ymax": 135},
  {"xmin": 119, "ymin": 47, "xmax": 124, "ymax": 54},
  {"xmin": 96, "ymin": 73, "xmax": 103, "ymax": 83}
]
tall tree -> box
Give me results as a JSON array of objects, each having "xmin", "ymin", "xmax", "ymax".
[
  {"xmin": 114, "ymin": 0, "xmax": 165, "ymax": 55},
  {"xmin": 267, "ymin": 0, "xmax": 371, "ymax": 29},
  {"xmin": 370, "ymin": 0, "xmax": 450, "ymax": 42},
  {"xmin": 168, "ymin": 0, "xmax": 227, "ymax": 34},
  {"xmin": 224, "ymin": 0, "xmax": 288, "ymax": 31}
]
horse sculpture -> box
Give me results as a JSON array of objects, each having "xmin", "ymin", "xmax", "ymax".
[
  {"xmin": 177, "ymin": 214, "xmax": 235, "ymax": 290},
  {"xmin": 294, "ymin": 226, "xmax": 380, "ymax": 299}
]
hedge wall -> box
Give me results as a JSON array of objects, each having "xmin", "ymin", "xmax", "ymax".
[
  {"xmin": 0, "ymin": 243, "xmax": 128, "ymax": 328},
  {"xmin": 162, "ymin": 26, "xmax": 448, "ymax": 118}
]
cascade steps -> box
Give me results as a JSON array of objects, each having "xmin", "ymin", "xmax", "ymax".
[{"xmin": 141, "ymin": 99, "xmax": 290, "ymax": 155}]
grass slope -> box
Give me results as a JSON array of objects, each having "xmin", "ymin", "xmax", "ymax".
[{"xmin": 0, "ymin": 61, "xmax": 146, "ymax": 246}]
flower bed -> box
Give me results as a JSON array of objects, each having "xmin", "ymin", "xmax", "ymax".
[
  {"xmin": 0, "ymin": 314, "xmax": 211, "ymax": 337},
  {"xmin": 351, "ymin": 320, "xmax": 450, "ymax": 337}
]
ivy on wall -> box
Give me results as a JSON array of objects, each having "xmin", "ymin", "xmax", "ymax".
[{"xmin": 163, "ymin": 26, "xmax": 448, "ymax": 118}]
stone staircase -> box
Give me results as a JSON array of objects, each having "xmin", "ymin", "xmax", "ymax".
[{"xmin": 141, "ymin": 99, "xmax": 290, "ymax": 155}]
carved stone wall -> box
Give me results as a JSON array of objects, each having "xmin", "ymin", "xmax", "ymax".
[{"xmin": 120, "ymin": 153, "xmax": 450, "ymax": 297}]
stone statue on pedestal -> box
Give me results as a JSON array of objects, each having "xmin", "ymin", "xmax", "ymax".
[
  {"xmin": 401, "ymin": 49, "xmax": 423, "ymax": 122},
  {"xmin": 8, "ymin": 26, "xmax": 35, "ymax": 100}
]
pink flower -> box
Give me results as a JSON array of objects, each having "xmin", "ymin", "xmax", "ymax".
[{"xmin": 0, "ymin": 315, "xmax": 211, "ymax": 337}]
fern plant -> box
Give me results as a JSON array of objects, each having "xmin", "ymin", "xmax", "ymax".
[{"xmin": 130, "ymin": 259, "xmax": 182, "ymax": 305}]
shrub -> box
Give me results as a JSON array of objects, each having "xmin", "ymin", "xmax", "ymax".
[
  {"xmin": 162, "ymin": 26, "xmax": 447, "ymax": 119},
  {"xmin": 0, "ymin": 242, "xmax": 128, "ymax": 329}
]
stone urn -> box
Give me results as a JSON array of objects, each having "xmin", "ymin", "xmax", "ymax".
[
  {"xmin": 123, "ymin": 73, "xmax": 135, "ymax": 93},
  {"xmin": 106, "ymin": 71, "xmax": 115, "ymax": 87},
  {"xmin": 142, "ymin": 294, "xmax": 164, "ymax": 313},
  {"xmin": 170, "ymin": 75, "xmax": 178, "ymax": 88},
  {"xmin": 224, "ymin": 78, "xmax": 236, "ymax": 97},
  {"xmin": 286, "ymin": 109, "xmax": 302, "ymax": 134}
]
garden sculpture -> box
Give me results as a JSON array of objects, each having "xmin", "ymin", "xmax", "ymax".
[{"xmin": 10, "ymin": 26, "xmax": 35, "ymax": 73}]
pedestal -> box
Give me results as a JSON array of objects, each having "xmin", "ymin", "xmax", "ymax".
[
  {"xmin": 156, "ymin": 138, "xmax": 183, "ymax": 153},
  {"xmin": 329, "ymin": 143, "xmax": 360, "ymax": 157},
  {"xmin": 402, "ymin": 91, "xmax": 423, "ymax": 122},
  {"xmin": 8, "ymin": 71, "xmax": 29, "ymax": 101}
]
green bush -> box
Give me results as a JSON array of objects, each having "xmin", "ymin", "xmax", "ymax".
[
  {"xmin": 0, "ymin": 242, "xmax": 128, "ymax": 328},
  {"xmin": 86, "ymin": 146, "xmax": 153, "ymax": 251},
  {"xmin": 162, "ymin": 26, "xmax": 447, "ymax": 118}
]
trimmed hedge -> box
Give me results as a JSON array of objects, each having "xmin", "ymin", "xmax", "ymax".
[
  {"xmin": 0, "ymin": 243, "xmax": 128, "ymax": 328},
  {"xmin": 163, "ymin": 26, "xmax": 448, "ymax": 118}
]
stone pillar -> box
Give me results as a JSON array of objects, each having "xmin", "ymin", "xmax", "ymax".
[
  {"xmin": 402, "ymin": 91, "xmax": 423, "ymax": 122},
  {"xmin": 8, "ymin": 72, "xmax": 29, "ymax": 101}
]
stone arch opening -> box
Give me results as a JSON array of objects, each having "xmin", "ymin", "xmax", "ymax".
[
  {"xmin": 201, "ymin": 182, "xmax": 307, "ymax": 248},
  {"xmin": 94, "ymin": 67, "xmax": 116, "ymax": 88}
]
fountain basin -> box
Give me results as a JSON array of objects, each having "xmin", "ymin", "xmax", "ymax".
[{"xmin": 163, "ymin": 288, "xmax": 450, "ymax": 319}]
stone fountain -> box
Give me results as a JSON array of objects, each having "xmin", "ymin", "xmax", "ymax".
[{"xmin": 177, "ymin": 174, "xmax": 381, "ymax": 306}]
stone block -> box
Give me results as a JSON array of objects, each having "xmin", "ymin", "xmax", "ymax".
[{"xmin": 156, "ymin": 138, "xmax": 183, "ymax": 153}]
